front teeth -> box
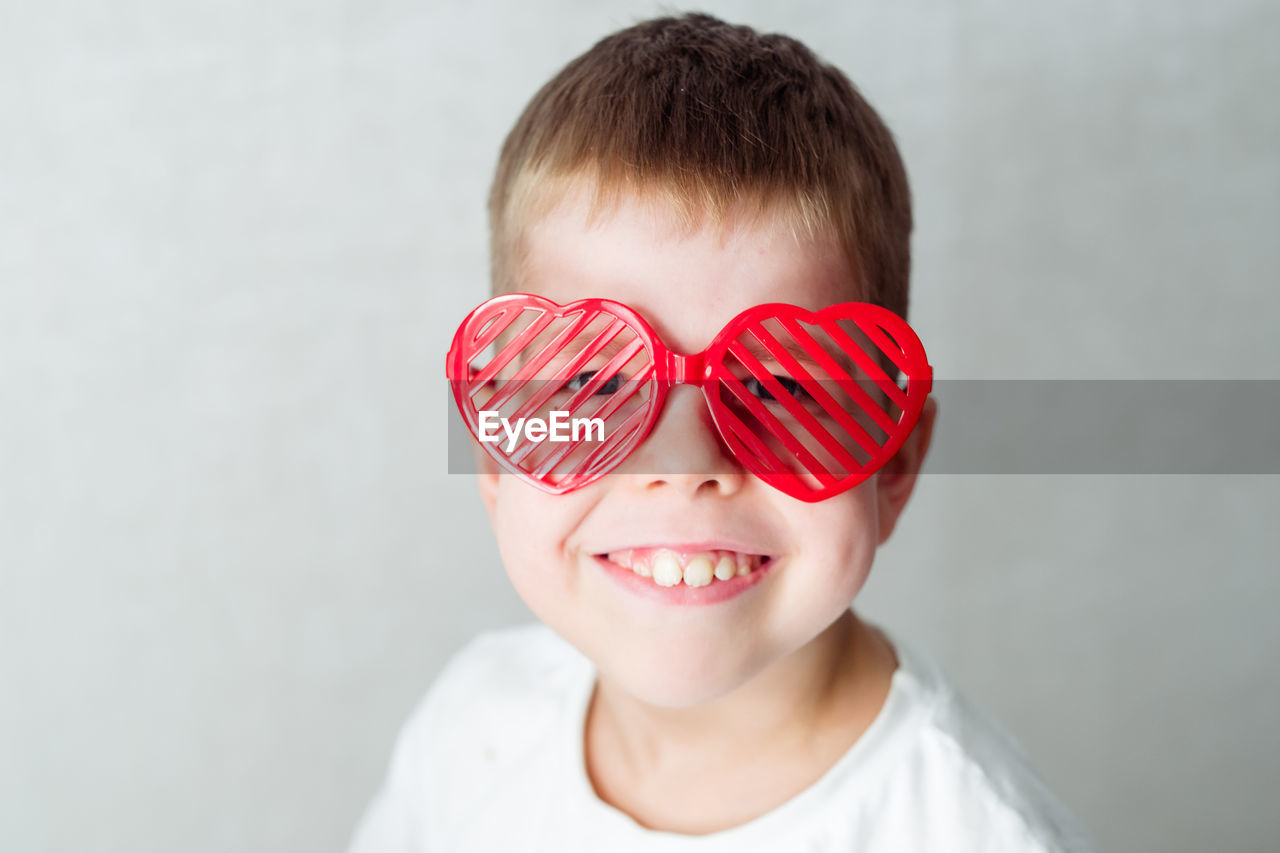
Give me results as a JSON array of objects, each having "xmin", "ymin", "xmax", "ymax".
[
  {"xmin": 652, "ymin": 552, "xmax": 683, "ymax": 587},
  {"xmin": 683, "ymin": 556, "xmax": 714, "ymax": 588},
  {"xmin": 608, "ymin": 549, "xmax": 765, "ymax": 588}
]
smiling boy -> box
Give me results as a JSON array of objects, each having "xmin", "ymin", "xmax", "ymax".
[{"xmin": 350, "ymin": 13, "xmax": 1094, "ymax": 852}]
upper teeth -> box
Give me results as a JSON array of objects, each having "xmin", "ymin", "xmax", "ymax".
[{"xmin": 606, "ymin": 549, "xmax": 763, "ymax": 588}]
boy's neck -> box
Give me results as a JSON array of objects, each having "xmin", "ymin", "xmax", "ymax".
[{"xmin": 583, "ymin": 609, "xmax": 897, "ymax": 833}]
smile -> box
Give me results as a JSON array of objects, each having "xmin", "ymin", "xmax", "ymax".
[
  {"xmin": 592, "ymin": 547, "xmax": 777, "ymax": 605},
  {"xmin": 602, "ymin": 547, "xmax": 770, "ymax": 587}
]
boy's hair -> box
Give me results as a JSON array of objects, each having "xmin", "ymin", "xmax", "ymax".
[{"xmin": 488, "ymin": 12, "xmax": 913, "ymax": 319}]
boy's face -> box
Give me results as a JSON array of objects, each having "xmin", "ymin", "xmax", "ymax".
[{"xmin": 477, "ymin": 187, "xmax": 936, "ymax": 708}]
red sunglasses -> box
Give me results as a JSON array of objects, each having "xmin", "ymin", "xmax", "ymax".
[{"xmin": 446, "ymin": 294, "xmax": 932, "ymax": 502}]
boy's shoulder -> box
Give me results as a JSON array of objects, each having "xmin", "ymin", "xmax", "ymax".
[
  {"xmin": 348, "ymin": 624, "xmax": 592, "ymax": 852},
  {"xmin": 403, "ymin": 622, "xmax": 591, "ymax": 758},
  {"xmin": 863, "ymin": 635, "xmax": 1095, "ymax": 852},
  {"xmin": 393, "ymin": 622, "xmax": 591, "ymax": 777},
  {"xmin": 431, "ymin": 621, "xmax": 593, "ymax": 716}
]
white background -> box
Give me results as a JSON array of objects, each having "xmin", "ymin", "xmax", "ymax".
[{"xmin": 2, "ymin": 1, "xmax": 1277, "ymax": 850}]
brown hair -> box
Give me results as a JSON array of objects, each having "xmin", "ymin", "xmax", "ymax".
[{"xmin": 488, "ymin": 13, "xmax": 913, "ymax": 318}]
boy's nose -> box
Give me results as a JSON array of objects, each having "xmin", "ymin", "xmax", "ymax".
[{"xmin": 620, "ymin": 385, "xmax": 746, "ymax": 497}]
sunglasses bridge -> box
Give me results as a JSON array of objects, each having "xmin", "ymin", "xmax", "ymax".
[{"xmin": 661, "ymin": 350, "xmax": 712, "ymax": 385}]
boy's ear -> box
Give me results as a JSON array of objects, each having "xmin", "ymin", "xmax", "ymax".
[{"xmin": 875, "ymin": 396, "xmax": 938, "ymax": 545}]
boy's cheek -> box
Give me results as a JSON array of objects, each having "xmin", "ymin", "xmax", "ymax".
[
  {"xmin": 475, "ymin": 472, "xmax": 498, "ymax": 521},
  {"xmin": 484, "ymin": 477, "xmax": 587, "ymax": 563},
  {"xmin": 471, "ymin": 435, "xmax": 501, "ymax": 519}
]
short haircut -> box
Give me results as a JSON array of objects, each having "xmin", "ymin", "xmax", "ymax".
[{"xmin": 488, "ymin": 12, "xmax": 913, "ymax": 319}]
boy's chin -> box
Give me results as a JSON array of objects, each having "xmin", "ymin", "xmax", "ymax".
[{"xmin": 595, "ymin": 646, "xmax": 766, "ymax": 709}]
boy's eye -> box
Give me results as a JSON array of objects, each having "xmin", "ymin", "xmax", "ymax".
[
  {"xmin": 566, "ymin": 371, "xmax": 623, "ymax": 395},
  {"xmin": 744, "ymin": 375, "xmax": 810, "ymax": 404}
]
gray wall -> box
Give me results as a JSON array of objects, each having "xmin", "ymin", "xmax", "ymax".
[{"xmin": 2, "ymin": 1, "xmax": 1277, "ymax": 851}]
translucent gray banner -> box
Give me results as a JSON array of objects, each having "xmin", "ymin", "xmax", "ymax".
[{"xmin": 445, "ymin": 380, "xmax": 1280, "ymax": 475}]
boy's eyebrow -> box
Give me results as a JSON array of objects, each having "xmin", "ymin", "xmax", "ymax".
[
  {"xmin": 545, "ymin": 327, "xmax": 877, "ymax": 378},
  {"xmin": 732, "ymin": 328, "xmax": 862, "ymax": 378},
  {"xmin": 520, "ymin": 323, "xmax": 638, "ymax": 370},
  {"xmin": 559, "ymin": 333, "xmax": 631, "ymax": 364},
  {"xmin": 511, "ymin": 317, "xmax": 893, "ymax": 384}
]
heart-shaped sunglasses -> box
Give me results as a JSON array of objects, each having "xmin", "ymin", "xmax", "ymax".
[{"xmin": 447, "ymin": 294, "xmax": 932, "ymax": 502}]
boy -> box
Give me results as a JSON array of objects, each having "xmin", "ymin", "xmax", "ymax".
[{"xmin": 351, "ymin": 13, "xmax": 1094, "ymax": 852}]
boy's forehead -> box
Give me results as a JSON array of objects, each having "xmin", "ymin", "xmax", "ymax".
[{"xmin": 515, "ymin": 188, "xmax": 862, "ymax": 350}]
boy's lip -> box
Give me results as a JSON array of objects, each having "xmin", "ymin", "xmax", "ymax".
[
  {"xmin": 590, "ymin": 544, "xmax": 778, "ymax": 606},
  {"xmin": 592, "ymin": 540, "xmax": 773, "ymax": 557}
]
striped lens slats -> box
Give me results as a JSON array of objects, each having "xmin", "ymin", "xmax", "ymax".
[
  {"xmin": 705, "ymin": 303, "xmax": 931, "ymax": 501},
  {"xmin": 447, "ymin": 296, "xmax": 659, "ymax": 492}
]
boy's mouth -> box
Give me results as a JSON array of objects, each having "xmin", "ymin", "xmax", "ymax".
[{"xmin": 598, "ymin": 548, "xmax": 772, "ymax": 588}]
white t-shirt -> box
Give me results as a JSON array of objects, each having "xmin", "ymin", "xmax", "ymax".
[{"xmin": 349, "ymin": 622, "xmax": 1095, "ymax": 852}]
